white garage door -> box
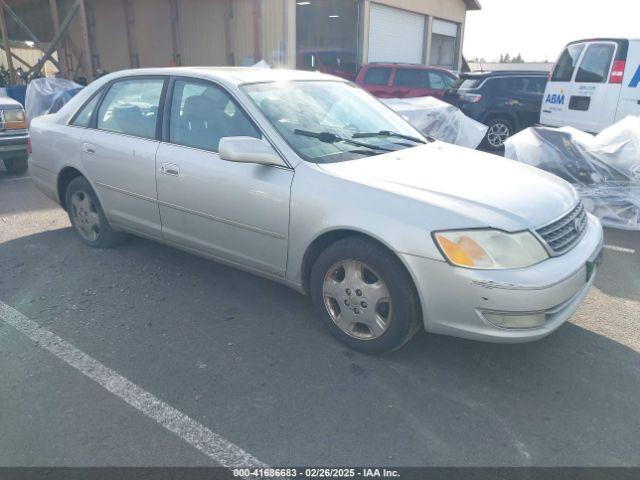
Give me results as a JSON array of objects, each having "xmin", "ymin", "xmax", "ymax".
[{"xmin": 368, "ymin": 3, "xmax": 425, "ymax": 64}]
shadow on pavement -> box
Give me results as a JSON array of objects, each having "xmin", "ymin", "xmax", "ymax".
[{"xmin": 1, "ymin": 228, "xmax": 639, "ymax": 467}]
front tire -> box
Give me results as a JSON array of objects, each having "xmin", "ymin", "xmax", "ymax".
[
  {"xmin": 65, "ymin": 176, "xmax": 125, "ymax": 248},
  {"xmin": 310, "ymin": 237, "xmax": 422, "ymax": 354},
  {"xmin": 4, "ymin": 157, "xmax": 28, "ymax": 174}
]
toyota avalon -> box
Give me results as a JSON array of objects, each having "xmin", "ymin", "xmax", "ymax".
[{"xmin": 29, "ymin": 68, "xmax": 603, "ymax": 353}]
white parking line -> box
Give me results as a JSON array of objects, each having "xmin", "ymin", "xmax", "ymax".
[
  {"xmin": 0, "ymin": 300, "xmax": 267, "ymax": 471},
  {"xmin": 0, "ymin": 176, "xmax": 31, "ymax": 183},
  {"xmin": 604, "ymin": 244, "xmax": 636, "ymax": 254}
]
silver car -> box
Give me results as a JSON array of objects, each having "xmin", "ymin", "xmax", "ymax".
[{"xmin": 29, "ymin": 68, "xmax": 604, "ymax": 353}]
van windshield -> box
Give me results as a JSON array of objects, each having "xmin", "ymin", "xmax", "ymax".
[{"xmin": 243, "ymin": 81, "xmax": 427, "ymax": 163}]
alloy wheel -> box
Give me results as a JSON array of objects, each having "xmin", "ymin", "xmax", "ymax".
[
  {"xmin": 322, "ymin": 259, "xmax": 393, "ymax": 340},
  {"xmin": 70, "ymin": 191, "xmax": 101, "ymax": 242},
  {"xmin": 487, "ymin": 122, "xmax": 511, "ymax": 147}
]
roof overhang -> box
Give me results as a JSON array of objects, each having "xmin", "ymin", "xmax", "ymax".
[{"xmin": 464, "ymin": 0, "xmax": 482, "ymax": 10}]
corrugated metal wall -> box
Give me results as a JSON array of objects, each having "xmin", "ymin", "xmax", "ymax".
[{"xmin": 59, "ymin": 0, "xmax": 468, "ymax": 76}]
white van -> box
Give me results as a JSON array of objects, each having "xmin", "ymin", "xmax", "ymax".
[{"xmin": 540, "ymin": 38, "xmax": 640, "ymax": 133}]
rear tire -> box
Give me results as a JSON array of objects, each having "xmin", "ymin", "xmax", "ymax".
[
  {"xmin": 4, "ymin": 157, "xmax": 28, "ymax": 174},
  {"xmin": 482, "ymin": 117, "xmax": 513, "ymax": 151},
  {"xmin": 65, "ymin": 176, "xmax": 125, "ymax": 248},
  {"xmin": 310, "ymin": 236, "xmax": 422, "ymax": 354}
]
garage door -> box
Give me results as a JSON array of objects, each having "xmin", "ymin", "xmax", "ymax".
[{"xmin": 368, "ymin": 3, "xmax": 425, "ymax": 64}]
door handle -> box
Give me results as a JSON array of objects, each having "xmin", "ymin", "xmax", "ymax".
[
  {"xmin": 160, "ymin": 162, "xmax": 180, "ymax": 176},
  {"xmin": 83, "ymin": 142, "xmax": 96, "ymax": 154}
]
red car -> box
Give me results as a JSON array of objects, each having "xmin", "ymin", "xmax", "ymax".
[{"xmin": 355, "ymin": 63, "xmax": 458, "ymax": 99}]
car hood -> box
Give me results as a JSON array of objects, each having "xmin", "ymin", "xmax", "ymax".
[{"xmin": 316, "ymin": 142, "xmax": 578, "ymax": 230}]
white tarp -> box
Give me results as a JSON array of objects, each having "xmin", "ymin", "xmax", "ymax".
[
  {"xmin": 25, "ymin": 78, "xmax": 83, "ymax": 121},
  {"xmin": 383, "ymin": 96, "xmax": 488, "ymax": 149},
  {"xmin": 505, "ymin": 116, "xmax": 640, "ymax": 231}
]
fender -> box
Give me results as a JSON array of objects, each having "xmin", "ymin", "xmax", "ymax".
[{"xmin": 630, "ymin": 64, "xmax": 640, "ymax": 88}]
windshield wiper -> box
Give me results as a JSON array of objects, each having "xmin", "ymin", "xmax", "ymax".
[
  {"xmin": 352, "ymin": 130, "xmax": 427, "ymax": 144},
  {"xmin": 293, "ymin": 129, "xmax": 396, "ymax": 152}
]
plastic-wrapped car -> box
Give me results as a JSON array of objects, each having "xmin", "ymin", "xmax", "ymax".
[
  {"xmin": 383, "ymin": 96, "xmax": 488, "ymax": 149},
  {"xmin": 505, "ymin": 116, "xmax": 640, "ymax": 230},
  {"xmin": 25, "ymin": 77, "xmax": 83, "ymax": 122}
]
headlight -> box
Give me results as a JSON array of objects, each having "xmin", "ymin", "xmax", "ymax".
[{"xmin": 434, "ymin": 229, "xmax": 548, "ymax": 270}]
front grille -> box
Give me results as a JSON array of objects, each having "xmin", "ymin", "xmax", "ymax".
[{"xmin": 536, "ymin": 202, "xmax": 588, "ymax": 255}]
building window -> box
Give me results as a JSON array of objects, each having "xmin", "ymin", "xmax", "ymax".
[{"xmin": 430, "ymin": 19, "xmax": 459, "ymax": 70}]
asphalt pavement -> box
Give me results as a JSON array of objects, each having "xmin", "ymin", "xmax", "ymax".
[{"xmin": 1, "ymin": 170, "xmax": 639, "ymax": 467}]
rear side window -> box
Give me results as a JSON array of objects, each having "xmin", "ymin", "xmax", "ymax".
[
  {"xmin": 71, "ymin": 94, "xmax": 100, "ymax": 127},
  {"xmin": 97, "ymin": 78, "xmax": 165, "ymax": 139},
  {"xmin": 575, "ymin": 43, "xmax": 615, "ymax": 83},
  {"xmin": 551, "ymin": 44, "xmax": 585, "ymax": 82},
  {"xmin": 525, "ymin": 77, "xmax": 547, "ymax": 94},
  {"xmin": 458, "ymin": 78, "xmax": 482, "ymax": 90},
  {"xmin": 394, "ymin": 69, "xmax": 430, "ymax": 88},
  {"xmin": 363, "ymin": 67, "xmax": 392, "ymax": 86}
]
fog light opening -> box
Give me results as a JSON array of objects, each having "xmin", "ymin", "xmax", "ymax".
[{"xmin": 483, "ymin": 311, "xmax": 546, "ymax": 330}]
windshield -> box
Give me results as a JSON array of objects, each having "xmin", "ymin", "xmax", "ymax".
[{"xmin": 242, "ymin": 81, "xmax": 427, "ymax": 163}]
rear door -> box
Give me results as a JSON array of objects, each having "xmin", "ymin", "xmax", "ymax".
[
  {"xmin": 80, "ymin": 76, "xmax": 166, "ymax": 239},
  {"xmin": 391, "ymin": 67, "xmax": 435, "ymax": 98},
  {"xmin": 615, "ymin": 40, "xmax": 640, "ymax": 122},
  {"xmin": 506, "ymin": 76, "xmax": 547, "ymax": 129}
]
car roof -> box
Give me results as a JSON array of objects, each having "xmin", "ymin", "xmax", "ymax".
[
  {"xmin": 365, "ymin": 62, "xmax": 451, "ymax": 70},
  {"xmin": 568, "ymin": 37, "xmax": 640, "ymax": 44},
  {"xmin": 102, "ymin": 66, "xmax": 343, "ymax": 86},
  {"xmin": 463, "ymin": 70, "xmax": 548, "ymax": 78}
]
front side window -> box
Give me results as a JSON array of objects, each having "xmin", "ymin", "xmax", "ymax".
[
  {"xmin": 551, "ymin": 44, "xmax": 585, "ymax": 82},
  {"xmin": 363, "ymin": 67, "xmax": 392, "ymax": 86},
  {"xmin": 71, "ymin": 93, "xmax": 101, "ymax": 127},
  {"xmin": 243, "ymin": 81, "xmax": 425, "ymax": 164},
  {"xmin": 169, "ymin": 80, "xmax": 260, "ymax": 153},
  {"xmin": 394, "ymin": 69, "xmax": 430, "ymax": 88},
  {"xmin": 575, "ymin": 43, "xmax": 615, "ymax": 83},
  {"xmin": 97, "ymin": 78, "xmax": 164, "ymax": 139}
]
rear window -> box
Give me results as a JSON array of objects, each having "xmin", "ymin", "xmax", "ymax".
[
  {"xmin": 575, "ymin": 43, "xmax": 616, "ymax": 83},
  {"xmin": 363, "ymin": 67, "xmax": 392, "ymax": 86},
  {"xmin": 551, "ymin": 44, "xmax": 585, "ymax": 82},
  {"xmin": 393, "ymin": 69, "xmax": 429, "ymax": 88},
  {"xmin": 457, "ymin": 78, "xmax": 482, "ymax": 90}
]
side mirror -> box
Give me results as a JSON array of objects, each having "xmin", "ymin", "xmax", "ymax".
[{"xmin": 219, "ymin": 137, "xmax": 287, "ymax": 167}]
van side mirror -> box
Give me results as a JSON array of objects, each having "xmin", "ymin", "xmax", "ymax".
[{"xmin": 219, "ymin": 137, "xmax": 287, "ymax": 167}]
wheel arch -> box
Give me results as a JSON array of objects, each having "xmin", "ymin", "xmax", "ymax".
[
  {"xmin": 484, "ymin": 112, "xmax": 519, "ymax": 131},
  {"xmin": 57, "ymin": 166, "xmax": 85, "ymax": 210},
  {"xmin": 300, "ymin": 228, "xmax": 419, "ymax": 297}
]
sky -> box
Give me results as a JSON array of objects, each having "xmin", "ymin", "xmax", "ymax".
[{"xmin": 463, "ymin": 0, "xmax": 640, "ymax": 62}]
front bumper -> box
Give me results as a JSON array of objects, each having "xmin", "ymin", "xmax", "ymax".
[{"xmin": 402, "ymin": 214, "xmax": 604, "ymax": 343}]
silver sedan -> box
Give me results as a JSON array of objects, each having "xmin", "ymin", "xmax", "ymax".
[{"xmin": 29, "ymin": 68, "xmax": 603, "ymax": 353}]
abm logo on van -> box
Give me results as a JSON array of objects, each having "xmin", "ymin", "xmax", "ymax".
[
  {"xmin": 630, "ymin": 65, "xmax": 640, "ymax": 88},
  {"xmin": 545, "ymin": 92, "xmax": 566, "ymax": 105}
]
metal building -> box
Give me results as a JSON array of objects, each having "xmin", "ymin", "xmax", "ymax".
[{"xmin": 1, "ymin": 0, "xmax": 480, "ymax": 82}]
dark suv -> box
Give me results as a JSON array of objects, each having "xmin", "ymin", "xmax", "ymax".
[{"xmin": 444, "ymin": 71, "xmax": 548, "ymax": 150}]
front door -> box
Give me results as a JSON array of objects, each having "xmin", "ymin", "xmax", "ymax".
[
  {"xmin": 81, "ymin": 77, "xmax": 166, "ymax": 239},
  {"xmin": 155, "ymin": 78, "xmax": 293, "ymax": 277}
]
